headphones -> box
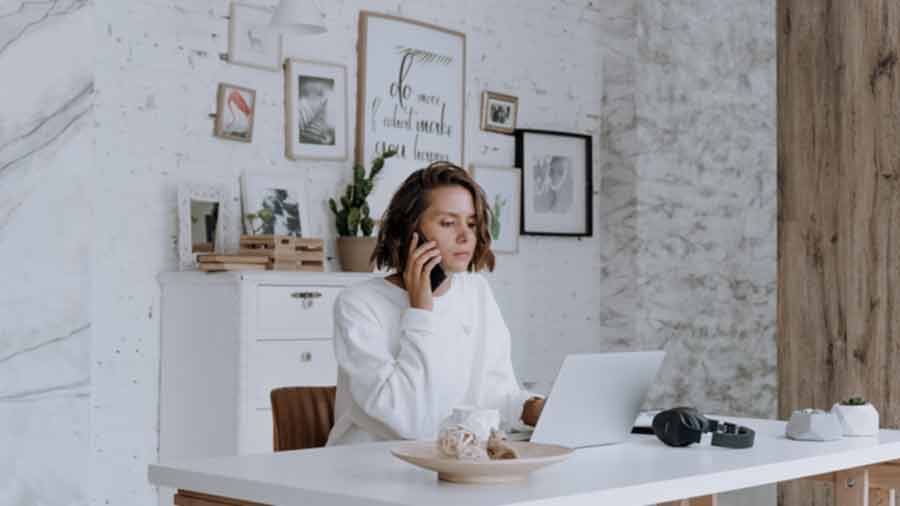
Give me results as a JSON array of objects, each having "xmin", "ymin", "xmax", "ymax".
[{"xmin": 651, "ymin": 407, "xmax": 755, "ymax": 449}]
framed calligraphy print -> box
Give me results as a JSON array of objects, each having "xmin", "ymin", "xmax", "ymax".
[{"xmin": 356, "ymin": 11, "xmax": 466, "ymax": 218}]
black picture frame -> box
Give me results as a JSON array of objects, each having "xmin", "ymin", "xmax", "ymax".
[{"xmin": 514, "ymin": 129, "xmax": 593, "ymax": 237}]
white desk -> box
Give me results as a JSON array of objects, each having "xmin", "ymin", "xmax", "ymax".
[{"xmin": 149, "ymin": 417, "xmax": 900, "ymax": 506}]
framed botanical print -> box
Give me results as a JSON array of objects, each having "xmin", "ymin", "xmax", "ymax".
[
  {"xmin": 284, "ymin": 59, "xmax": 348, "ymax": 161},
  {"xmin": 227, "ymin": 2, "xmax": 283, "ymax": 71},
  {"xmin": 472, "ymin": 165, "xmax": 520, "ymax": 253},
  {"xmin": 214, "ymin": 83, "xmax": 256, "ymax": 142},
  {"xmin": 515, "ymin": 129, "xmax": 593, "ymax": 237},
  {"xmin": 241, "ymin": 173, "xmax": 311, "ymax": 237},
  {"xmin": 356, "ymin": 11, "xmax": 466, "ymax": 218},
  {"xmin": 480, "ymin": 91, "xmax": 518, "ymax": 134}
]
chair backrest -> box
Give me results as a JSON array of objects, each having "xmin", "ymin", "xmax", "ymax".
[{"xmin": 270, "ymin": 386, "xmax": 337, "ymax": 451}]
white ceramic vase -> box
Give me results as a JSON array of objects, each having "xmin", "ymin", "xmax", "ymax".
[
  {"xmin": 446, "ymin": 406, "xmax": 500, "ymax": 441},
  {"xmin": 831, "ymin": 402, "xmax": 879, "ymax": 437}
]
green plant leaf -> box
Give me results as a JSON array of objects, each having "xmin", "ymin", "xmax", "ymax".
[
  {"xmin": 348, "ymin": 207, "xmax": 361, "ymax": 232},
  {"xmin": 361, "ymin": 217, "xmax": 374, "ymax": 237},
  {"xmin": 329, "ymin": 150, "xmax": 396, "ymax": 237},
  {"xmin": 335, "ymin": 209, "xmax": 349, "ymax": 236}
]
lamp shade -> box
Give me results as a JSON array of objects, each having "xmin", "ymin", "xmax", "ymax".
[{"xmin": 270, "ymin": 0, "xmax": 326, "ymax": 36}]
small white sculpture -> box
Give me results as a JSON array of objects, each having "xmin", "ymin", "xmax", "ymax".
[{"xmin": 786, "ymin": 409, "xmax": 843, "ymax": 441}]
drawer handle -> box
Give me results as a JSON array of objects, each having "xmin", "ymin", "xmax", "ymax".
[
  {"xmin": 291, "ymin": 291, "xmax": 322, "ymax": 309},
  {"xmin": 300, "ymin": 352, "xmax": 313, "ymax": 362}
]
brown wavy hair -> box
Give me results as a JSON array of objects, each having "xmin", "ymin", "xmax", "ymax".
[{"xmin": 372, "ymin": 161, "xmax": 495, "ymax": 274}]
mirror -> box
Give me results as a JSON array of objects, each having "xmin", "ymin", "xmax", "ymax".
[{"xmin": 190, "ymin": 200, "xmax": 220, "ymax": 253}]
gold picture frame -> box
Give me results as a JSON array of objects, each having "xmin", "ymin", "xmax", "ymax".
[
  {"xmin": 214, "ymin": 83, "xmax": 256, "ymax": 143},
  {"xmin": 481, "ymin": 91, "xmax": 518, "ymax": 135}
]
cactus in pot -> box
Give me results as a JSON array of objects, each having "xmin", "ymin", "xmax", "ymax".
[
  {"xmin": 329, "ymin": 150, "xmax": 397, "ymax": 271},
  {"xmin": 832, "ymin": 395, "xmax": 879, "ymax": 436}
]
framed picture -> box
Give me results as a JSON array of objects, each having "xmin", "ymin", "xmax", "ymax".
[
  {"xmin": 356, "ymin": 11, "xmax": 466, "ymax": 218},
  {"xmin": 284, "ymin": 59, "xmax": 348, "ymax": 161},
  {"xmin": 177, "ymin": 183, "xmax": 232, "ymax": 270},
  {"xmin": 472, "ymin": 165, "xmax": 520, "ymax": 253},
  {"xmin": 227, "ymin": 2, "xmax": 283, "ymax": 71},
  {"xmin": 214, "ymin": 83, "xmax": 256, "ymax": 142},
  {"xmin": 514, "ymin": 129, "xmax": 593, "ymax": 237},
  {"xmin": 480, "ymin": 91, "xmax": 518, "ymax": 134},
  {"xmin": 241, "ymin": 174, "xmax": 311, "ymax": 237}
]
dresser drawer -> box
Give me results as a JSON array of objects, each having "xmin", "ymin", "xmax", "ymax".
[
  {"xmin": 248, "ymin": 340, "xmax": 338, "ymax": 408},
  {"xmin": 255, "ymin": 285, "xmax": 342, "ymax": 339}
]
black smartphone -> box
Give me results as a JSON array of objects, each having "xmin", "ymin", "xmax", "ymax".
[{"xmin": 415, "ymin": 228, "xmax": 447, "ymax": 291}]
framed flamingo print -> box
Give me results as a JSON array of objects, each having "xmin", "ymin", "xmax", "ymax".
[
  {"xmin": 214, "ymin": 83, "xmax": 256, "ymax": 143},
  {"xmin": 284, "ymin": 58, "xmax": 348, "ymax": 161}
]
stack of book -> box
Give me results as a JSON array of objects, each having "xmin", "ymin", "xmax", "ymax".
[
  {"xmin": 239, "ymin": 235, "xmax": 325, "ymax": 272},
  {"xmin": 198, "ymin": 254, "xmax": 269, "ymax": 272}
]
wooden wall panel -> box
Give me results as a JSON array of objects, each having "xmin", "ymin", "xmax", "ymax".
[{"xmin": 778, "ymin": 0, "xmax": 900, "ymax": 504}]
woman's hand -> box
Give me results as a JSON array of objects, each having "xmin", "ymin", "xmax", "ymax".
[
  {"xmin": 403, "ymin": 232, "xmax": 443, "ymax": 311},
  {"xmin": 521, "ymin": 396, "xmax": 545, "ymax": 427}
]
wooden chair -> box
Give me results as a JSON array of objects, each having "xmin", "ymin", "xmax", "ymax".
[{"xmin": 270, "ymin": 386, "xmax": 337, "ymax": 451}]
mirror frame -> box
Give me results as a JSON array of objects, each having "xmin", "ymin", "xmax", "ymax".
[{"xmin": 177, "ymin": 183, "xmax": 231, "ymax": 270}]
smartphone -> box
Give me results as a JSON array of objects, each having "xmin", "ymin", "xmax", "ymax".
[{"xmin": 415, "ymin": 227, "xmax": 447, "ymax": 291}]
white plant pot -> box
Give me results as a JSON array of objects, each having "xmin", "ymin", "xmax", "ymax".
[
  {"xmin": 831, "ymin": 402, "xmax": 879, "ymax": 437},
  {"xmin": 786, "ymin": 409, "xmax": 844, "ymax": 441}
]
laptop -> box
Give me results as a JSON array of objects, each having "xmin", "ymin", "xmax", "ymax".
[{"xmin": 518, "ymin": 351, "xmax": 665, "ymax": 448}]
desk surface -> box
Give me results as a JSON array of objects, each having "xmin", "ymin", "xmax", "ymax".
[{"xmin": 149, "ymin": 417, "xmax": 900, "ymax": 506}]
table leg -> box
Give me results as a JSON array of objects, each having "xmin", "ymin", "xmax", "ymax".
[
  {"xmin": 870, "ymin": 488, "xmax": 896, "ymax": 506},
  {"xmin": 658, "ymin": 495, "xmax": 717, "ymax": 506}
]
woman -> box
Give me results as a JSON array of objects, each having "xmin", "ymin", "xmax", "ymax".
[{"xmin": 326, "ymin": 161, "xmax": 544, "ymax": 445}]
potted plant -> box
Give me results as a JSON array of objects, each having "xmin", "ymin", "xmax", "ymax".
[
  {"xmin": 329, "ymin": 150, "xmax": 397, "ymax": 272},
  {"xmin": 831, "ymin": 396, "xmax": 879, "ymax": 436}
]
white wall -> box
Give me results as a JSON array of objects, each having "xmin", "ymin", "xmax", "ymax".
[
  {"xmin": 0, "ymin": 1, "xmax": 776, "ymax": 506},
  {"xmin": 90, "ymin": 3, "xmax": 618, "ymax": 504},
  {"xmin": 0, "ymin": 0, "xmax": 94, "ymax": 504}
]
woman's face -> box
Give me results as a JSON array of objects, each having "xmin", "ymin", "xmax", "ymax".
[{"xmin": 418, "ymin": 185, "xmax": 478, "ymax": 273}]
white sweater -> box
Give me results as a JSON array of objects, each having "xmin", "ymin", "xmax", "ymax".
[{"xmin": 326, "ymin": 272, "xmax": 532, "ymax": 445}]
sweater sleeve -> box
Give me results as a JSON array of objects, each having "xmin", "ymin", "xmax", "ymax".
[
  {"xmin": 475, "ymin": 276, "xmax": 537, "ymax": 432},
  {"xmin": 332, "ymin": 290, "xmax": 457, "ymax": 440}
]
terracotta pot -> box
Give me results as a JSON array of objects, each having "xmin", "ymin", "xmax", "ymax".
[{"xmin": 336, "ymin": 236, "xmax": 377, "ymax": 272}]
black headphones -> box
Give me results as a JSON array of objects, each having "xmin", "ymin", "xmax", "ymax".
[{"xmin": 651, "ymin": 407, "xmax": 755, "ymax": 449}]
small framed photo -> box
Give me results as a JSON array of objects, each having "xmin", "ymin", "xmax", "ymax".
[
  {"xmin": 227, "ymin": 2, "xmax": 283, "ymax": 71},
  {"xmin": 284, "ymin": 58, "xmax": 348, "ymax": 161},
  {"xmin": 515, "ymin": 129, "xmax": 593, "ymax": 237},
  {"xmin": 481, "ymin": 91, "xmax": 518, "ymax": 134},
  {"xmin": 472, "ymin": 165, "xmax": 520, "ymax": 254},
  {"xmin": 178, "ymin": 183, "xmax": 232, "ymax": 270},
  {"xmin": 214, "ymin": 83, "xmax": 256, "ymax": 143},
  {"xmin": 241, "ymin": 173, "xmax": 311, "ymax": 237}
]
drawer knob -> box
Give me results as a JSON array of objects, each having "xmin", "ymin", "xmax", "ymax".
[
  {"xmin": 291, "ymin": 291, "xmax": 322, "ymax": 309},
  {"xmin": 300, "ymin": 352, "xmax": 313, "ymax": 362}
]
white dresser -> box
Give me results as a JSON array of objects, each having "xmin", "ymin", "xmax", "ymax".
[{"xmin": 157, "ymin": 271, "xmax": 377, "ymax": 481}]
